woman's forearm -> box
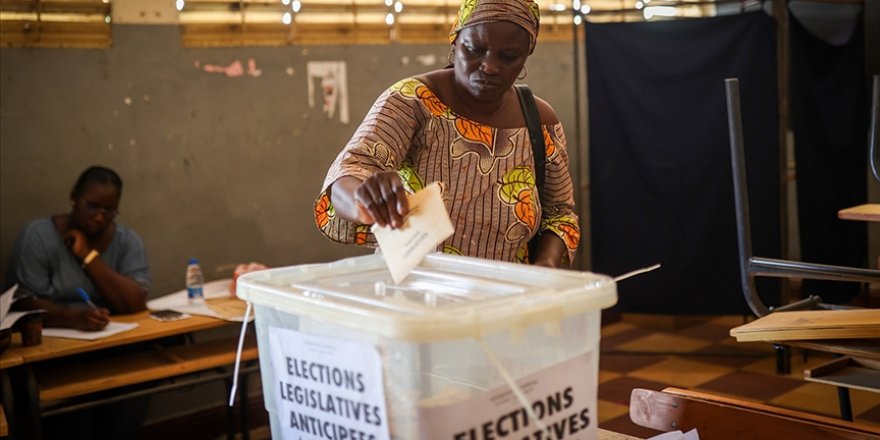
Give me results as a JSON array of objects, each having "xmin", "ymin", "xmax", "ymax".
[
  {"xmin": 83, "ymin": 258, "xmax": 147, "ymax": 313},
  {"xmin": 531, "ymin": 233, "xmax": 567, "ymax": 268},
  {"xmin": 329, "ymin": 176, "xmax": 366, "ymax": 223}
]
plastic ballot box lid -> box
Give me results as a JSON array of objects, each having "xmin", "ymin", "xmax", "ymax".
[{"xmin": 237, "ymin": 253, "xmax": 617, "ymax": 342}]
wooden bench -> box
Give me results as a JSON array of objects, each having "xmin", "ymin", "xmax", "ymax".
[
  {"xmin": 34, "ymin": 333, "xmax": 258, "ymax": 402},
  {"xmin": 630, "ymin": 387, "xmax": 880, "ymax": 439}
]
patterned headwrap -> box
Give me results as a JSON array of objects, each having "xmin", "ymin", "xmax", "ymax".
[{"xmin": 449, "ymin": 0, "xmax": 541, "ymax": 54}]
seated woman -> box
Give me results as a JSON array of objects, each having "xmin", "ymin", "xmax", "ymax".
[{"xmin": 6, "ymin": 165, "xmax": 150, "ymax": 330}]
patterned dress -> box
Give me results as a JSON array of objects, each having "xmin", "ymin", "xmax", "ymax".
[{"xmin": 314, "ymin": 77, "xmax": 580, "ymax": 264}]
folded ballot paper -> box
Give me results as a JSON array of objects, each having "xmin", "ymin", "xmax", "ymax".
[{"xmin": 371, "ymin": 182, "xmax": 454, "ymax": 284}]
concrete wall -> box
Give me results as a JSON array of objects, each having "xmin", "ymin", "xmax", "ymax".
[{"xmin": 0, "ymin": 26, "xmax": 579, "ymax": 297}]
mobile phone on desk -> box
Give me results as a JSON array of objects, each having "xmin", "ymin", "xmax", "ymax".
[{"xmin": 149, "ymin": 309, "xmax": 190, "ymax": 322}]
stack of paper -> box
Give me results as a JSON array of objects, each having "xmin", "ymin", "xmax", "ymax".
[{"xmin": 1, "ymin": 284, "xmax": 45, "ymax": 332}]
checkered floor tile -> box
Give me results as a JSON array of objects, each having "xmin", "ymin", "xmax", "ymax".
[{"xmin": 597, "ymin": 315, "xmax": 880, "ymax": 437}]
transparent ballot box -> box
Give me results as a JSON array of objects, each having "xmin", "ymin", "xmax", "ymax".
[{"xmin": 236, "ymin": 254, "xmax": 617, "ymax": 440}]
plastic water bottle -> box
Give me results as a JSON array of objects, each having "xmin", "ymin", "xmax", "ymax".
[{"xmin": 186, "ymin": 258, "xmax": 205, "ymax": 305}]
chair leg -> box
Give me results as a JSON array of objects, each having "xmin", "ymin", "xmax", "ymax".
[
  {"xmin": 23, "ymin": 367, "xmax": 42, "ymax": 440},
  {"xmin": 837, "ymin": 386, "xmax": 853, "ymax": 421}
]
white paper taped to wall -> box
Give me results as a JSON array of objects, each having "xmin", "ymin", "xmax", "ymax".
[{"xmin": 307, "ymin": 61, "xmax": 349, "ymax": 124}]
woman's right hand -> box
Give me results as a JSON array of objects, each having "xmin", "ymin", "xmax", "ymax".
[
  {"xmin": 63, "ymin": 228, "xmax": 90, "ymax": 261},
  {"xmin": 65, "ymin": 306, "xmax": 110, "ymax": 331},
  {"xmin": 353, "ymin": 172, "xmax": 410, "ymax": 228}
]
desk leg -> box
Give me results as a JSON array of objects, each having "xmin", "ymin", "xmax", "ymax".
[
  {"xmin": 224, "ymin": 377, "xmax": 236, "ymax": 440},
  {"xmin": 224, "ymin": 367, "xmax": 251, "ymax": 440},
  {"xmin": 239, "ymin": 370, "xmax": 249, "ymax": 440},
  {"xmin": 23, "ymin": 367, "xmax": 42, "ymax": 440},
  {"xmin": 837, "ymin": 387, "xmax": 853, "ymax": 421},
  {"xmin": 1, "ymin": 370, "xmax": 15, "ymax": 440}
]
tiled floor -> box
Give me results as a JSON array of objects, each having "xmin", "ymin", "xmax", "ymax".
[{"xmin": 596, "ymin": 315, "xmax": 880, "ymax": 438}]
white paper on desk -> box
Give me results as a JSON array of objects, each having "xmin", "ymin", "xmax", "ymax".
[
  {"xmin": 145, "ymin": 279, "xmax": 231, "ymax": 318},
  {"xmin": 202, "ymin": 279, "xmax": 233, "ymax": 299},
  {"xmin": 146, "ymin": 279, "xmax": 253, "ymax": 322},
  {"xmin": 1, "ymin": 284, "xmax": 13, "ymax": 318},
  {"xmin": 647, "ymin": 429, "xmax": 700, "ymax": 440},
  {"xmin": 156, "ymin": 302, "xmax": 220, "ymax": 319},
  {"xmin": 0, "ymin": 284, "xmax": 14, "ymax": 330},
  {"xmin": 371, "ymin": 182, "xmax": 454, "ymax": 284},
  {"xmin": 0, "ymin": 283, "xmax": 45, "ymax": 331},
  {"xmin": 43, "ymin": 321, "xmax": 139, "ymax": 340}
]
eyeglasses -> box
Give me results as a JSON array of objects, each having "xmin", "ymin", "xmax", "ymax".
[{"xmin": 80, "ymin": 199, "xmax": 120, "ymax": 218}]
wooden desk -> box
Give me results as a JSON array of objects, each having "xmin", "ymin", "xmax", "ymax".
[
  {"xmin": 630, "ymin": 387, "xmax": 880, "ymax": 439},
  {"xmin": 730, "ymin": 311, "xmax": 880, "ymax": 421},
  {"xmin": 729, "ymin": 309, "xmax": 880, "ymax": 342},
  {"xmin": 838, "ymin": 203, "xmax": 880, "ymax": 222},
  {"xmin": 0, "ymin": 312, "xmax": 227, "ymax": 365},
  {"xmin": 0, "ymin": 352, "xmax": 23, "ymax": 370},
  {"xmin": 0, "ymin": 308, "xmax": 258, "ymax": 440}
]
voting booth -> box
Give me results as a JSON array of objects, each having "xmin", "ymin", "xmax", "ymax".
[{"xmin": 237, "ymin": 254, "xmax": 617, "ymax": 439}]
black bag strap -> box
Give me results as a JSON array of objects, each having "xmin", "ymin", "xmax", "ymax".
[
  {"xmin": 515, "ymin": 84, "xmax": 545, "ymax": 263},
  {"xmin": 515, "ymin": 84, "xmax": 545, "ymax": 202}
]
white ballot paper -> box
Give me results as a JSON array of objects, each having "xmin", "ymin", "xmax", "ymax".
[
  {"xmin": 372, "ymin": 182, "xmax": 454, "ymax": 284},
  {"xmin": 647, "ymin": 429, "xmax": 700, "ymax": 440}
]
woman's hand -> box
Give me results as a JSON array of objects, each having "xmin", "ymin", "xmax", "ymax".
[
  {"xmin": 530, "ymin": 234, "xmax": 568, "ymax": 268},
  {"xmin": 64, "ymin": 306, "xmax": 110, "ymax": 331},
  {"xmin": 62, "ymin": 227, "xmax": 147, "ymax": 314},
  {"xmin": 14, "ymin": 298, "xmax": 112, "ymax": 331},
  {"xmin": 63, "ymin": 228, "xmax": 90, "ymax": 261},
  {"xmin": 352, "ymin": 172, "xmax": 410, "ymax": 228}
]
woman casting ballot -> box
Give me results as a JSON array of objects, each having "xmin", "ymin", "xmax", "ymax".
[
  {"xmin": 5, "ymin": 166, "xmax": 150, "ymax": 331},
  {"xmin": 315, "ymin": 0, "xmax": 581, "ymax": 268}
]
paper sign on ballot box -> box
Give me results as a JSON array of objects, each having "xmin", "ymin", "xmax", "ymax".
[{"xmin": 269, "ymin": 327, "xmax": 390, "ymax": 440}]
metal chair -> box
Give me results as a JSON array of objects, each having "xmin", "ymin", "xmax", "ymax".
[
  {"xmin": 724, "ymin": 78, "xmax": 880, "ymax": 318},
  {"xmin": 870, "ymin": 74, "xmax": 879, "ymax": 185},
  {"xmin": 724, "ymin": 78, "xmax": 880, "ymax": 421}
]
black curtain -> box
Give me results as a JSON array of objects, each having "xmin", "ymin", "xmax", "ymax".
[
  {"xmin": 586, "ymin": 12, "xmax": 780, "ymax": 314},
  {"xmin": 790, "ymin": 12, "xmax": 868, "ymax": 304}
]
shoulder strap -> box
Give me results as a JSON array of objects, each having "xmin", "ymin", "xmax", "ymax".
[{"xmin": 515, "ymin": 84, "xmax": 545, "ymax": 200}]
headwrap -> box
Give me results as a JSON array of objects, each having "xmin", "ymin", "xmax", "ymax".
[{"xmin": 449, "ymin": 0, "xmax": 541, "ymax": 54}]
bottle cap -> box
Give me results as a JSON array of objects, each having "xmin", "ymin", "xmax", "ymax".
[{"xmin": 188, "ymin": 258, "xmax": 199, "ymax": 265}]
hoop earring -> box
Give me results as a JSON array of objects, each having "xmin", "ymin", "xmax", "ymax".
[
  {"xmin": 517, "ymin": 65, "xmax": 528, "ymax": 80},
  {"xmin": 447, "ymin": 49, "xmax": 454, "ymax": 65}
]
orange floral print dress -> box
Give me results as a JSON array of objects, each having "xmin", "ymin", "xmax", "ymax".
[{"xmin": 315, "ymin": 78, "xmax": 580, "ymax": 264}]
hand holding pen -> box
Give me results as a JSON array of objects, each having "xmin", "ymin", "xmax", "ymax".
[{"xmin": 74, "ymin": 288, "xmax": 110, "ymax": 331}]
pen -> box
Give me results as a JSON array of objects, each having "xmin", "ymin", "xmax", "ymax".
[{"xmin": 76, "ymin": 288, "xmax": 98, "ymax": 309}]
